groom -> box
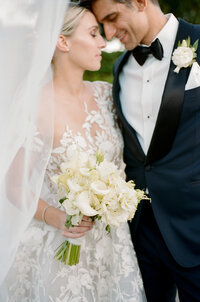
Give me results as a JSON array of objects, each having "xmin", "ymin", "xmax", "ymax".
[{"xmin": 80, "ymin": 0, "xmax": 200, "ymax": 301}]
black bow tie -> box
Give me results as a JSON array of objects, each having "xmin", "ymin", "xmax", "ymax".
[{"xmin": 132, "ymin": 38, "xmax": 163, "ymax": 66}]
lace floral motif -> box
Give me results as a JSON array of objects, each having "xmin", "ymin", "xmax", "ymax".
[{"xmin": 3, "ymin": 81, "xmax": 145, "ymax": 302}]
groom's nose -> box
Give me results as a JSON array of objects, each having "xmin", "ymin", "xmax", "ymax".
[{"xmin": 104, "ymin": 23, "xmax": 116, "ymax": 40}]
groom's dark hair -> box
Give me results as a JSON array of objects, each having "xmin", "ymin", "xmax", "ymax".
[{"xmin": 80, "ymin": 0, "xmax": 160, "ymax": 9}]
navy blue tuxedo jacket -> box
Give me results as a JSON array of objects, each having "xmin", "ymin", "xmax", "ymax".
[{"xmin": 113, "ymin": 19, "xmax": 200, "ymax": 267}]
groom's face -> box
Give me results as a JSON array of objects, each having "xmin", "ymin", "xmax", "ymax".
[{"xmin": 92, "ymin": 0, "xmax": 149, "ymax": 50}]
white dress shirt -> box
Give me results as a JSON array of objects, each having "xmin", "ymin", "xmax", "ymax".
[{"xmin": 119, "ymin": 14, "xmax": 179, "ymax": 155}]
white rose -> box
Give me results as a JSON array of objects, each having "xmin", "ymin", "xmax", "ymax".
[{"xmin": 172, "ymin": 46, "xmax": 194, "ymax": 73}]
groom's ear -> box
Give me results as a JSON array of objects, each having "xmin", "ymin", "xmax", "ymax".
[
  {"xmin": 134, "ymin": 0, "xmax": 147, "ymax": 11},
  {"xmin": 56, "ymin": 35, "xmax": 70, "ymax": 52}
]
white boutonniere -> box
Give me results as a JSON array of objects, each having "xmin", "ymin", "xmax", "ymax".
[{"xmin": 172, "ymin": 37, "xmax": 199, "ymax": 73}]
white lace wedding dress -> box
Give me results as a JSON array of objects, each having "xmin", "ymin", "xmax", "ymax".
[{"xmin": 1, "ymin": 82, "xmax": 146, "ymax": 302}]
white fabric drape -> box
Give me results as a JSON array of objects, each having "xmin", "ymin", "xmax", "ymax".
[{"xmin": 0, "ymin": 0, "xmax": 68, "ymax": 285}]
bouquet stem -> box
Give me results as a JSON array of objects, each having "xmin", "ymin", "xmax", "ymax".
[{"xmin": 54, "ymin": 240, "xmax": 81, "ymax": 265}]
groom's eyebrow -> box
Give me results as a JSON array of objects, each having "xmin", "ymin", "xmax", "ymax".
[{"xmin": 101, "ymin": 12, "xmax": 116, "ymax": 22}]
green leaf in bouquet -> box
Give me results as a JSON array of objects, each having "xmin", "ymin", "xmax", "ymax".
[
  {"xmin": 91, "ymin": 214, "xmax": 101, "ymax": 222},
  {"xmin": 96, "ymin": 149, "xmax": 104, "ymax": 165},
  {"xmin": 65, "ymin": 215, "xmax": 73, "ymax": 229},
  {"xmin": 105, "ymin": 224, "xmax": 111, "ymax": 233},
  {"xmin": 59, "ymin": 197, "xmax": 67, "ymax": 204}
]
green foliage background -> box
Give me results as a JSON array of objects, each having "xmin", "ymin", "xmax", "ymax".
[
  {"xmin": 159, "ymin": 0, "xmax": 200, "ymax": 24},
  {"xmin": 84, "ymin": 1, "xmax": 200, "ymax": 83}
]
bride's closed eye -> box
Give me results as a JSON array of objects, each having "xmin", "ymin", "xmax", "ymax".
[
  {"xmin": 90, "ymin": 30, "xmax": 98, "ymax": 38},
  {"xmin": 89, "ymin": 25, "xmax": 100, "ymax": 38}
]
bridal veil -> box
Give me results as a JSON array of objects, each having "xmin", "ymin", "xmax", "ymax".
[{"xmin": 0, "ymin": 0, "xmax": 68, "ymax": 284}]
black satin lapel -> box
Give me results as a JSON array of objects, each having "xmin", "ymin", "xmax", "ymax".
[
  {"xmin": 113, "ymin": 52, "xmax": 145, "ymax": 162},
  {"xmin": 146, "ymin": 19, "xmax": 192, "ymax": 165}
]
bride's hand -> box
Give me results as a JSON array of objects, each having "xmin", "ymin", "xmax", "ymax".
[
  {"xmin": 61, "ymin": 216, "xmax": 94, "ymax": 239},
  {"xmin": 36, "ymin": 201, "xmax": 94, "ymax": 238}
]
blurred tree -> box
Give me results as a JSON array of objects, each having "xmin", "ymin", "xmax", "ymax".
[
  {"xmin": 159, "ymin": 0, "xmax": 200, "ymax": 24},
  {"xmin": 84, "ymin": 0, "xmax": 199, "ymax": 83}
]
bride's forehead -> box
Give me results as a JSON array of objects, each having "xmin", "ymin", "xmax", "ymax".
[
  {"xmin": 75, "ymin": 11, "xmax": 98, "ymax": 30},
  {"xmin": 81, "ymin": 10, "xmax": 98, "ymax": 24}
]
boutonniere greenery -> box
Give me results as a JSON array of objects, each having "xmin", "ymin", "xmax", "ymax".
[{"xmin": 172, "ymin": 36, "xmax": 199, "ymax": 73}]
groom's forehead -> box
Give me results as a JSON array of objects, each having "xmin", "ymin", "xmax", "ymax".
[
  {"xmin": 92, "ymin": 0, "xmax": 120, "ymax": 18},
  {"xmin": 92, "ymin": 0, "xmax": 118, "ymax": 9},
  {"xmin": 92, "ymin": 0, "xmax": 133, "ymax": 6},
  {"xmin": 92, "ymin": 0, "xmax": 135, "ymax": 25}
]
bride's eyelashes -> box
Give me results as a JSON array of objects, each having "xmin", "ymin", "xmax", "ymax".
[
  {"xmin": 89, "ymin": 27, "xmax": 101, "ymax": 38},
  {"xmin": 90, "ymin": 30, "xmax": 98, "ymax": 38}
]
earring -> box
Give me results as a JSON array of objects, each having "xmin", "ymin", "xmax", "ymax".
[{"xmin": 66, "ymin": 47, "xmax": 70, "ymax": 52}]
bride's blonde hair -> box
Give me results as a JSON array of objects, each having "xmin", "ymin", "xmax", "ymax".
[
  {"xmin": 52, "ymin": 4, "xmax": 88, "ymax": 64},
  {"xmin": 61, "ymin": 4, "xmax": 88, "ymax": 37}
]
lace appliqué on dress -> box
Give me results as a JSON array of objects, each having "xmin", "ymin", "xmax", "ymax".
[{"xmin": 2, "ymin": 81, "xmax": 145, "ymax": 302}]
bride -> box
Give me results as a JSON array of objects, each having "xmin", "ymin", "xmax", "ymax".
[{"xmin": 1, "ymin": 4, "xmax": 146, "ymax": 302}]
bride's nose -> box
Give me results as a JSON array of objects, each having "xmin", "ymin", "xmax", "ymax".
[{"xmin": 99, "ymin": 35, "xmax": 106, "ymax": 49}]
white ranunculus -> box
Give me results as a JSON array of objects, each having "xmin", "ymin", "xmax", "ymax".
[
  {"xmin": 101, "ymin": 193, "xmax": 119, "ymax": 211},
  {"xmin": 75, "ymin": 191, "xmax": 98, "ymax": 216},
  {"xmin": 77, "ymin": 151, "xmax": 89, "ymax": 167},
  {"xmin": 60, "ymin": 160, "xmax": 76, "ymax": 172},
  {"xmin": 90, "ymin": 180, "xmax": 110, "ymax": 195},
  {"xmin": 172, "ymin": 46, "xmax": 194, "ymax": 73},
  {"xmin": 79, "ymin": 167, "xmax": 91, "ymax": 177},
  {"xmin": 88, "ymin": 155, "xmax": 96, "ymax": 169},
  {"xmin": 71, "ymin": 213, "xmax": 83, "ymax": 226},
  {"xmin": 62, "ymin": 197, "xmax": 79, "ymax": 216},
  {"xmin": 120, "ymin": 195, "xmax": 138, "ymax": 219},
  {"xmin": 103, "ymin": 210, "xmax": 129, "ymax": 227},
  {"xmin": 97, "ymin": 161, "xmax": 118, "ymax": 180},
  {"xmin": 67, "ymin": 179, "xmax": 82, "ymax": 193}
]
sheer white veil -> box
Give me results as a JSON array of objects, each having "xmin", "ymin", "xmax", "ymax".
[{"xmin": 0, "ymin": 0, "xmax": 68, "ymax": 284}]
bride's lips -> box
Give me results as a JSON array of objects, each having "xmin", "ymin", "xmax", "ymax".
[{"xmin": 96, "ymin": 54, "xmax": 102, "ymax": 60}]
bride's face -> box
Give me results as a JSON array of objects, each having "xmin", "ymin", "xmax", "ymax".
[{"xmin": 66, "ymin": 11, "xmax": 106, "ymax": 71}]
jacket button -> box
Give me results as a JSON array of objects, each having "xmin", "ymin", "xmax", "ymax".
[{"xmin": 145, "ymin": 165, "xmax": 151, "ymax": 171}]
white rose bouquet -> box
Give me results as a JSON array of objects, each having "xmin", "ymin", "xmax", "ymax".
[{"xmin": 52, "ymin": 148, "xmax": 147, "ymax": 266}]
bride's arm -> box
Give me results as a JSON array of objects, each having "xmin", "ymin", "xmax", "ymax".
[{"xmin": 34, "ymin": 199, "xmax": 93, "ymax": 238}]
